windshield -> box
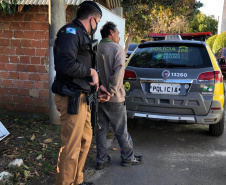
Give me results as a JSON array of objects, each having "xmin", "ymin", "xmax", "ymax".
[
  {"xmin": 128, "ymin": 43, "xmax": 212, "ymax": 68},
  {"xmin": 128, "ymin": 44, "xmax": 139, "ymax": 51}
]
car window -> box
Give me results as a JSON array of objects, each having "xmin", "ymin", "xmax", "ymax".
[
  {"xmin": 128, "ymin": 43, "xmax": 212, "ymax": 68},
  {"xmin": 224, "ymin": 49, "xmax": 226, "ymax": 57},
  {"xmin": 128, "ymin": 44, "xmax": 138, "ymax": 51}
]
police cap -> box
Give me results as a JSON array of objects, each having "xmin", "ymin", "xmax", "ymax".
[{"xmin": 79, "ymin": 1, "xmax": 102, "ymax": 17}]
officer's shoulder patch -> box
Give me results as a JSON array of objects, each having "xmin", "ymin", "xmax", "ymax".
[{"xmin": 66, "ymin": 27, "xmax": 76, "ymax": 35}]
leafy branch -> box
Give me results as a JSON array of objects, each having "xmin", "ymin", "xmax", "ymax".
[{"xmin": 0, "ymin": 0, "xmax": 17, "ymax": 14}]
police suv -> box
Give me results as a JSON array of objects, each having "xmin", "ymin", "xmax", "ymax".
[{"xmin": 124, "ymin": 34, "xmax": 225, "ymax": 136}]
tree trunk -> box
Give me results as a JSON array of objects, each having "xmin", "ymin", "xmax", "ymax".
[{"xmin": 124, "ymin": 34, "xmax": 134, "ymax": 55}]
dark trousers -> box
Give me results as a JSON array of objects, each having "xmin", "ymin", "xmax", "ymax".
[{"xmin": 96, "ymin": 101, "xmax": 134, "ymax": 163}]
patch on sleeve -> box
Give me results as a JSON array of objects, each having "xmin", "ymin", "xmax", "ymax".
[{"xmin": 66, "ymin": 27, "xmax": 76, "ymax": 35}]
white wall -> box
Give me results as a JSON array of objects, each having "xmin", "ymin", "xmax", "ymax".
[{"xmin": 94, "ymin": 4, "xmax": 125, "ymax": 47}]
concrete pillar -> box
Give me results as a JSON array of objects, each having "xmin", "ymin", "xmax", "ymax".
[
  {"xmin": 218, "ymin": 0, "xmax": 226, "ymax": 34},
  {"xmin": 49, "ymin": 0, "xmax": 66, "ymax": 125},
  {"xmin": 111, "ymin": 7, "xmax": 123, "ymax": 17}
]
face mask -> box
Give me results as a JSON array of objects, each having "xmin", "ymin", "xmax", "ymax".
[{"xmin": 90, "ymin": 18, "xmax": 98, "ymax": 35}]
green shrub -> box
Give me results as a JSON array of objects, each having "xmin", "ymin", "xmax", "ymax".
[
  {"xmin": 206, "ymin": 35, "xmax": 218, "ymax": 50},
  {"xmin": 212, "ymin": 31, "xmax": 226, "ymax": 54}
]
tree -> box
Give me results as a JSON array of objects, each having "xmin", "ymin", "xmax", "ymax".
[
  {"xmin": 188, "ymin": 12, "xmax": 218, "ymax": 34},
  {"xmin": 0, "ymin": 0, "xmax": 17, "ymax": 14},
  {"xmin": 206, "ymin": 35, "xmax": 218, "ymax": 50},
  {"xmin": 122, "ymin": 0, "xmax": 203, "ymax": 53},
  {"xmin": 212, "ymin": 32, "xmax": 226, "ymax": 54}
]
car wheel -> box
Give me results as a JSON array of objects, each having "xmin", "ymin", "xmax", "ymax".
[{"xmin": 209, "ymin": 111, "xmax": 225, "ymax": 136}]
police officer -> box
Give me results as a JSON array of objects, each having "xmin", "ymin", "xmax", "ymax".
[{"xmin": 52, "ymin": 1, "xmax": 106, "ymax": 185}]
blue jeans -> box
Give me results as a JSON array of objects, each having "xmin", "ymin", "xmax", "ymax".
[{"xmin": 96, "ymin": 101, "xmax": 134, "ymax": 163}]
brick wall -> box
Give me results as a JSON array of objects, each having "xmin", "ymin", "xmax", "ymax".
[{"xmin": 0, "ymin": 5, "xmax": 73, "ymax": 114}]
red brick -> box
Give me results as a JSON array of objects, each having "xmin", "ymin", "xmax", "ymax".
[
  {"xmin": 0, "ymin": 46, "xmax": 4, "ymax": 54},
  {"xmin": 42, "ymin": 98, "xmax": 49, "ymax": 106},
  {"xmin": 21, "ymin": 22, "xmax": 31, "ymax": 30},
  {"xmin": 45, "ymin": 48, "xmax": 49, "ymax": 56},
  {"xmin": 0, "ymin": 63, "xmax": 5, "ymax": 70},
  {"xmin": 0, "ymin": 39, "xmax": 10, "ymax": 47},
  {"xmin": 21, "ymin": 40, "xmax": 31, "ymax": 47},
  {"xmin": 19, "ymin": 89, "xmax": 29, "ymax": 96},
  {"xmin": 15, "ymin": 104, "xmax": 26, "ymax": 112},
  {"xmin": 13, "ymin": 96, "xmax": 23, "ymax": 104},
  {"xmin": 13, "ymin": 13, "xmax": 24, "ymax": 21},
  {"xmin": 14, "ymin": 31, "xmax": 24, "ymax": 38},
  {"xmin": 11, "ymin": 39, "xmax": 21, "ymax": 47},
  {"xmin": 4, "ymin": 30, "xmax": 13, "ymax": 38},
  {"xmin": 16, "ymin": 48, "xmax": 25, "ymax": 55},
  {"xmin": 37, "ymin": 65, "xmax": 47, "ymax": 73},
  {"xmin": 33, "ymin": 97, "xmax": 44, "ymax": 104},
  {"xmin": 31, "ymin": 40, "xmax": 41, "ymax": 48},
  {"xmin": 24, "ymin": 14, "xmax": 35, "ymax": 21},
  {"xmin": 35, "ymin": 14, "xmax": 47, "ymax": 22},
  {"xmin": 0, "ymin": 56, "xmax": 8, "ymax": 63},
  {"xmin": 0, "ymin": 72, "xmax": 9, "ymax": 79},
  {"xmin": 41, "ymin": 23, "xmax": 49, "ymax": 30},
  {"xmin": 0, "ymin": 22, "xmax": 10, "ymax": 29},
  {"xmin": 20, "ymin": 56, "xmax": 30, "ymax": 64},
  {"xmin": 29, "ymin": 74, "xmax": 40, "ymax": 81},
  {"xmin": 40, "ymin": 90, "xmax": 49, "ymax": 97},
  {"xmin": 29, "ymin": 6, "xmax": 40, "ymax": 12},
  {"xmin": 0, "ymin": 103, "xmax": 5, "ymax": 109},
  {"xmin": 38, "ymin": 6, "xmax": 48, "ymax": 13},
  {"xmin": 5, "ymin": 48, "xmax": 15, "ymax": 55},
  {"xmin": 40, "ymin": 74, "xmax": 49, "ymax": 81},
  {"xmin": 5, "ymin": 103, "xmax": 16, "ymax": 111},
  {"xmin": 33, "ymin": 82, "xmax": 43, "ymax": 89},
  {"xmin": 23, "ymin": 81, "xmax": 33, "ymax": 88},
  {"xmin": 12, "ymin": 80, "xmax": 23, "ymax": 88},
  {"xmin": 9, "ymin": 88, "xmax": 19, "ymax": 95},
  {"xmin": 31, "ymin": 23, "xmax": 42, "ymax": 30},
  {"xmin": 3, "ymin": 15, "xmax": 14, "ymax": 22},
  {"xmin": 43, "ymin": 82, "xmax": 49, "ymax": 89},
  {"xmin": 35, "ymin": 106, "xmax": 49, "ymax": 114},
  {"xmin": 19, "ymin": 73, "xmax": 29, "ymax": 80},
  {"xmin": 3, "ymin": 79, "xmax": 12, "ymax": 87},
  {"xmin": 9, "ymin": 72, "xmax": 19, "ymax": 79},
  {"xmin": 27, "ymin": 65, "xmax": 36, "ymax": 72},
  {"xmin": 36, "ymin": 49, "xmax": 46, "ymax": 56},
  {"xmin": 10, "ymin": 22, "xmax": 21, "ymax": 29},
  {"xmin": 41, "ymin": 40, "xmax": 49, "ymax": 48},
  {"xmin": 23, "ymin": 97, "xmax": 33, "ymax": 104},
  {"xmin": 31, "ymin": 57, "xmax": 40, "ymax": 64},
  {"xmin": 35, "ymin": 31, "xmax": 46, "ymax": 39},
  {"xmin": 24, "ymin": 31, "xmax": 35, "ymax": 39},
  {"xmin": 25, "ymin": 105, "xmax": 36, "ymax": 112},
  {"xmin": 24, "ymin": 48, "xmax": 35, "ymax": 55},
  {"xmin": 6, "ymin": 64, "xmax": 17, "ymax": 71},
  {"xmin": 17, "ymin": 64, "xmax": 27, "ymax": 72},
  {"xmin": 0, "ymin": 88, "xmax": 8, "ymax": 95},
  {"xmin": 10, "ymin": 56, "xmax": 19, "ymax": 63}
]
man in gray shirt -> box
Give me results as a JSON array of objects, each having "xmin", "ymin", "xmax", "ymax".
[{"xmin": 96, "ymin": 22, "xmax": 143, "ymax": 170}]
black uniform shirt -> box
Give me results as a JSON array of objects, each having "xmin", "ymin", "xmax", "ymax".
[{"xmin": 54, "ymin": 19, "xmax": 92, "ymax": 92}]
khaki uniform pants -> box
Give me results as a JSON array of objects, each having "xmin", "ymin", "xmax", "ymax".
[{"xmin": 54, "ymin": 94, "xmax": 92, "ymax": 185}]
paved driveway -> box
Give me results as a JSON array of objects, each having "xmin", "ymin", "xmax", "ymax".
[{"xmin": 86, "ymin": 119, "xmax": 226, "ymax": 185}]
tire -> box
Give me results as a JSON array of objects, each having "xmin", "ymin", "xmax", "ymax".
[{"xmin": 209, "ymin": 111, "xmax": 225, "ymax": 136}]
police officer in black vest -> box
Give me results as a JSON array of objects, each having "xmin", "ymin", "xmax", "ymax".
[{"xmin": 52, "ymin": 1, "xmax": 108, "ymax": 185}]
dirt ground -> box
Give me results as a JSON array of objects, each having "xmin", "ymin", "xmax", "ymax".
[{"xmin": 0, "ymin": 113, "xmax": 100, "ymax": 185}]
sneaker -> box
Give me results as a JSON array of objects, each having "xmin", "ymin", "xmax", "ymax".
[
  {"xmin": 121, "ymin": 156, "xmax": 143, "ymax": 167},
  {"xmin": 96, "ymin": 155, "xmax": 111, "ymax": 170},
  {"xmin": 79, "ymin": 182, "xmax": 94, "ymax": 185},
  {"xmin": 134, "ymin": 155, "xmax": 143, "ymax": 161}
]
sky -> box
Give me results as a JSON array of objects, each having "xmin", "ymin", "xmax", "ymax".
[{"xmin": 198, "ymin": 0, "xmax": 223, "ymax": 20}]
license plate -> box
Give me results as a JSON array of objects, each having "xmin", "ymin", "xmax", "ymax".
[{"xmin": 150, "ymin": 83, "xmax": 181, "ymax": 95}]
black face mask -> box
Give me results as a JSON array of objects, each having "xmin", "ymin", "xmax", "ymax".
[{"xmin": 90, "ymin": 18, "xmax": 98, "ymax": 35}]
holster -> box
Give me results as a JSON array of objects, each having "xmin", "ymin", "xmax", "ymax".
[{"xmin": 62, "ymin": 87, "xmax": 81, "ymax": 115}]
